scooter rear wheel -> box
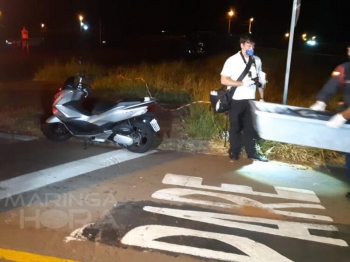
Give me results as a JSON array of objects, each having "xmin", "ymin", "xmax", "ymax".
[
  {"xmin": 127, "ymin": 122, "xmax": 155, "ymax": 153},
  {"xmin": 42, "ymin": 123, "xmax": 72, "ymax": 141}
]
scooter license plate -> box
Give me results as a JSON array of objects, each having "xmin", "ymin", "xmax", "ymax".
[{"xmin": 150, "ymin": 119, "xmax": 160, "ymax": 132}]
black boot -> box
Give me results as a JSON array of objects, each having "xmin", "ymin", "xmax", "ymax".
[
  {"xmin": 346, "ymin": 192, "xmax": 350, "ymax": 199},
  {"xmin": 229, "ymin": 150, "xmax": 239, "ymax": 161}
]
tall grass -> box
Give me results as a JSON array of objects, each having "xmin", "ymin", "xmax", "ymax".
[
  {"xmin": 34, "ymin": 57, "xmax": 106, "ymax": 82},
  {"xmin": 93, "ymin": 61, "xmax": 197, "ymax": 103},
  {"xmin": 33, "ymin": 49, "xmax": 348, "ymax": 164}
]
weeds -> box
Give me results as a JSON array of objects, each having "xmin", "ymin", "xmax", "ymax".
[
  {"xmin": 259, "ymin": 140, "xmax": 343, "ymax": 165},
  {"xmin": 34, "ymin": 57, "xmax": 106, "ymax": 82}
]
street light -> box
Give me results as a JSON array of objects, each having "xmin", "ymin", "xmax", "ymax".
[
  {"xmin": 41, "ymin": 23, "xmax": 45, "ymax": 29},
  {"xmin": 228, "ymin": 10, "xmax": 234, "ymax": 35},
  {"xmin": 248, "ymin": 18, "xmax": 254, "ymax": 33},
  {"xmin": 78, "ymin": 15, "xmax": 84, "ymax": 32},
  {"xmin": 302, "ymin": 33, "xmax": 307, "ymax": 41}
]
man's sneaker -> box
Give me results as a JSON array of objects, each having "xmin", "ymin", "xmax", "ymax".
[
  {"xmin": 248, "ymin": 153, "xmax": 268, "ymax": 162},
  {"xmin": 346, "ymin": 192, "xmax": 350, "ymax": 199}
]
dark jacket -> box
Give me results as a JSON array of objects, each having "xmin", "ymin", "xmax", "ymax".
[{"xmin": 316, "ymin": 61, "xmax": 350, "ymax": 106}]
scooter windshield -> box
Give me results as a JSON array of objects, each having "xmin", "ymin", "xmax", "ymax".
[
  {"xmin": 62, "ymin": 76, "xmax": 77, "ymax": 90},
  {"xmin": 54, "ymin": 89, "xmax": 85, "ymax": 105}
]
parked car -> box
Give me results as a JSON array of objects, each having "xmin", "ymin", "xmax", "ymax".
[{"xmin": 184, "ymin": 31, "xmax": 223, "ymax": 56}]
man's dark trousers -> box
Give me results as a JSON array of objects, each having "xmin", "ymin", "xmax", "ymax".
[{"xmin": 228, "ymin": 99, "xmax": 257, "ymax": 157}]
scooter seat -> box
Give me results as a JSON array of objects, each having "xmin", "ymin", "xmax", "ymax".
[
  {"xmin": 91, "ymin": 98, "xmax": 144, "ymax": 115},
  {"xmin": 92, "ymin": 102, "xmax": 117, "ymax": 115},
  {"xmin": 115, "ymin": 98, "xmax": 144, "ymax": 107}
]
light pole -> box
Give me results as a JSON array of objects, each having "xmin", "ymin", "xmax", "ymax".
[
  {"xmin": 248, "ymin": 17, "xmax": 254, "ymax": 33},
  {"xmin": 228, "ymin": 10, "xmax": 234, "ymax": 35}
]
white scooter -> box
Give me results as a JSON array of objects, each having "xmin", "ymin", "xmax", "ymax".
[{"xmin": 42, "ymin": 71, "xmax": 160, "ymax": 153}]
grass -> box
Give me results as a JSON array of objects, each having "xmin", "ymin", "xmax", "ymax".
[
  {"xmin": 259, "ymin": 140, "xmax": 343, "ymax": 165},
  {"xmin": 34, "ymin": 57, "xmax": 107, "ymax": 82},
  {"xmin": 14, "ymin": 48, "xmax": 350, "ymax": 165},
  {"xmin": 0, "ymin": 106, "xmax": 42, "ymax": 136}
]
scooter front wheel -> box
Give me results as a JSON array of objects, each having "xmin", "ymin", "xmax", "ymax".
[
  {"xmin": 127, "ymin": 122, "xmax": 155, "ymax": 153},
  {"xmin": 42, "ymin": 123, "xmax": 72, "ymax": 141}
]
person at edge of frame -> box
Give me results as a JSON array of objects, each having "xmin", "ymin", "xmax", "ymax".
[
  {"xmin": 309, "ymin": 42, "xmax": 350, "ymax": 199},
  {"xmin": 220, "ymin": 33, "xmax": 268, "ymax": 162}
]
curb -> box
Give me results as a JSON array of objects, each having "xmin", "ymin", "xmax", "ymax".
[{"xmin": 0, "ymin": 131, "xmax": 38, "ymax": 141}]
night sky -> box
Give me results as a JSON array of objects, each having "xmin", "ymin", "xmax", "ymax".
[{"xmin": 0, "ymin": 0, "xmax": 349, "ymax": 42}]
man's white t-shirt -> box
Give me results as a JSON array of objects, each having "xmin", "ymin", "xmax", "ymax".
[{"xmin": 220, "ymin": 51, "xmax": 260, "ymax": 100}]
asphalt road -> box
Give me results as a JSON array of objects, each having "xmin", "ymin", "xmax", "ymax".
[{"xmin": 0, "ymin": 136, "xmax": 349, "ymax": 262}]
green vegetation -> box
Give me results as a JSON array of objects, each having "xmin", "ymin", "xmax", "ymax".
[
  {"xmin": 34, "ymin": 58, "xmax": 107, "ymax": 82},
  {"xmin": 30, "ymin": 48, "xmax": 348, "ymax": 164}
]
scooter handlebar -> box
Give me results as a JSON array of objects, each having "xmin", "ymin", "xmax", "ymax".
[{"xmin": 81, "ymin": 85, "xmax": 96, "ymax": 98}]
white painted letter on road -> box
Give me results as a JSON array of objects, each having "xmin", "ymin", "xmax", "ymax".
[
  {"xmin": 121, "ymin": 225, "xmax": 293, "ymax": 262},
  {"xmin": 162, "ymin": 173, "xmax": 320, "ymax": 203},
  {"xmin": 144, "ymin": 206, "xmax": 348, "ymax": 247},
  {"xmin": 152, "ymin": 188, "xmax": 332, "ymax": 222}
]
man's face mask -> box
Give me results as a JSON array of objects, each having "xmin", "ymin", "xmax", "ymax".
[{"xmin": 246, "ymin": 48, "xmax": 254, "ymax": 56}]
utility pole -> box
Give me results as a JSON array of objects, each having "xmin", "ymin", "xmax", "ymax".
[{"xmin": 283, "ymin": 0, "xmax": 301, "ymax": 104}]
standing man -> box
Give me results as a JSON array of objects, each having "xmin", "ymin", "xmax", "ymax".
[
  {"xmin": 309, "ymin": 43, "xmax": 350, "ymax": 199},
  {"xmin": 220, "ymin": 33, "xmax": 268, "ymax": 162},
  {"xmin": 21, "ymin": 26, "xmax": 29, "ymax": 52}
]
